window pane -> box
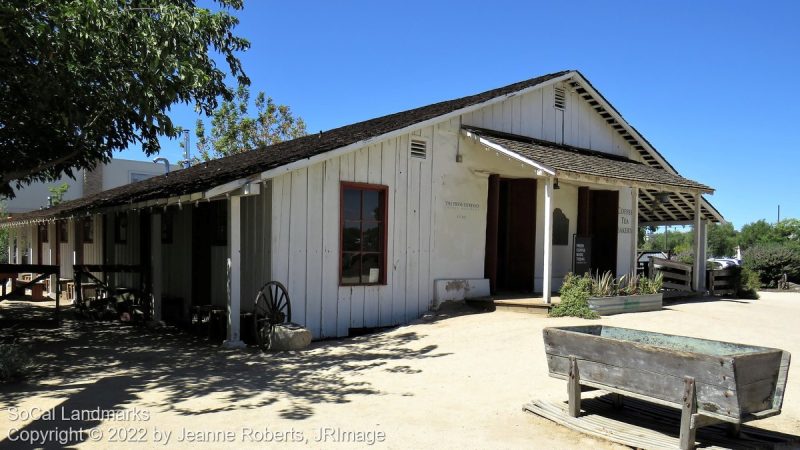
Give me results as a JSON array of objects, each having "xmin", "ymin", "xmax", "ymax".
[
  {"xmin": 361, "ymin": 253, "xmax": 381, "ymax": 284},
  {"xmin": 362, "ymin": 221, "xmax": 381, "ymax": 252},
  {"xmin": 342, "ymin": 252, "xmax": 361, "ymax": 284},
  {"xmin": 362, "ymin": 190, "xmax": 382, "ymax": 221},
  {"xmin": 343, "ymin": 188, "xmax": 361, "ymax": 220},
  {"xmin": 343, "ymin": 221, "xmax": 361, "ymax": 251}
]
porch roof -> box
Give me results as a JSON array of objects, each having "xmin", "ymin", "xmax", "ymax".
[{"xmin": 463, "ymin": 127, "xmax": 722, "ymax": 223}]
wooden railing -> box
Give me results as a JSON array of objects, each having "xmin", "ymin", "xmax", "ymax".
[
  {"xmin": 649, "ymin": 257, "xmax": 693, "ymax": 292},
  {"xmin": 0, "ymin": 263, "xmax": 61, "ymax": 323},
  {"xmin": 709, "ymin": 268, "xmax": 737, "ymax": 296}
]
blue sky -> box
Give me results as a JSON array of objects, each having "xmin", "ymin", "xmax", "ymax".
[{"xmin": 119, "ymin": 0, "xmax": 799, "ymax": 230}]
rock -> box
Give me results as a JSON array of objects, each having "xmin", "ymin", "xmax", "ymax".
[{"xmin": 268, "ymin": 323, "xmax": 312, "ymax": 351}]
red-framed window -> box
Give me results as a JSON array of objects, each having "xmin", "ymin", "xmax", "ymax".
[{"xmin": 340, "ymin": 182, "xmax": 388, "ymax": 286}]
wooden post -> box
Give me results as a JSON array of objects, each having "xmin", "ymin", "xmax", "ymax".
[
  {"xmin": 542, "ymin": 177, "xmax": 554, "ymax": 303},
  {"xmin": 568, "ymin": 355, "xmax": 581, "ymax": 417},
  {"xmin": 631, "ymin": 187, "xmax": 639, "ymax": 275},
  {"xmin": 692, "ymin": 193, "xmax": 702, "ymax": 292},
  {"xmin": 150, "ymin": 213, "xmax": 162, "ymax": 322},
  {"xmin": 223, "ymin": 195, "xmax": 245, "ymax": 348},
  {"xmin": 485, "ymin": 175, "xmax": 499, "ymax": 293},
  {"xmin": 75, "ymin": 268, "xmax": 83, "ymax": 308},
  {"xmin": 680, "ymin": 376, "xmax": 697, "ymax": 450}
]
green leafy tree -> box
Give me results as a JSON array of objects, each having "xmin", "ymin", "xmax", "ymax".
[
  {"xmin": 47, "ymin": 182, "xmax": 70, "ymax": 206},
  {"xmin": 772, "ymin": 219, "xmax": 800, "ymax": 245},
  {"xmin": 738, "ymin": 220, "xmax": 776, "ymax": 250},
  {"xmin": 194, "ymin": 84, "xmax": 307, "ymax": 161},
  {"xmin": 640, "ymin": 228, "xmax": 693, "ymax": 254},
  {"xmin": 707, "ymin": 222, "xmax": 738, "ymax": 257},
  {"xmin": 0, "ymin": 0, "xmax": 250, "ymax": 198}
]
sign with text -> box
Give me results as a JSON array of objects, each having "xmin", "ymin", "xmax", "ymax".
[
  {"xmin": 618, "ymin": 207, "xmax": 633, "ymax": 234},
  {"xmin": 573, "ymin": 235, "xmax": 592, "ymax": 275}
]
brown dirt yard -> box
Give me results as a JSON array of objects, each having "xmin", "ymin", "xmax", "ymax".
[{"xmin": 1, "ymin": 292, "xmax": 799, "ymax": 449}]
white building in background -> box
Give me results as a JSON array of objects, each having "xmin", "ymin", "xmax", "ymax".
[
  {"xmin": 4, "ymin": 158, "xmax": 179, "ymax": 214},
  {"xmin": 3, "ymin": 70, "xmax": 725, "ymax": 342}
]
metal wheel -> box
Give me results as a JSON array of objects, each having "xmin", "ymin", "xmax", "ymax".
[{"xmin": 253, "ymin": 281, "xmax": 292, "ymax": 350}]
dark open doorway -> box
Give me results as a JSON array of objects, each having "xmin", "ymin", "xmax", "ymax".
[
  {"xmin": 577, "ymin": 189, "xmax": 618, "ymax": 276},
  {"xmin": 485, "ymin": 176, "xmax": 537, "ymax": 294}
]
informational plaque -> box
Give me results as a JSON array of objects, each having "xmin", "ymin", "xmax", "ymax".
[{"xmin": 573, "ymin": 235, "xmax": 592, "ymax": 275}]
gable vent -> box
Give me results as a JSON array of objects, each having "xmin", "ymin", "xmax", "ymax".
[
  {"xmin": 410, "ymin": 138, "xmax": 427, "ymax": 159},
  {"xmin": 554, "ymin": 87, "xmax": 566, "ymax": 110}
]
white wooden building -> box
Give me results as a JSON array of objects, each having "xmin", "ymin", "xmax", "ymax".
[{"xmin": 2, "ymin": 70, "xmax": 724, "ymax": 344}]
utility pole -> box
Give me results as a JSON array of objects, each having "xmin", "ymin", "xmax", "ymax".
[{"xmin": 778, "ymin": 205, "xmax": 781, "ymax": 223}]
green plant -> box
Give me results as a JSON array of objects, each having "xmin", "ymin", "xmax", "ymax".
[
  {"xmin": 619, "ymin": 273, "xmax": 640, "ymax": 296},
  {"xmin": 550, "ymin": 273, "xmax": 599, "ymax": 319},
  {"xmin": 638, "ymin": 272, "xmax": 663, "ymax": 295},
  {"xmin": 735, "ymin": 267, "xmax": 761, "ymax": 299},
  {"xmin": 742, "ymin": 244, "xmax": 800, "ymax": 285},
  {"xmin": 47, "ymin": 182, "xmax": 70, "ymax": 205},
  {"xmin": 0, "ymin": 343, "xmax": 32, "ymax": 383},
  {"xmin": 591, "ymin": 271, "xmax": 616, "ymax": 297}
]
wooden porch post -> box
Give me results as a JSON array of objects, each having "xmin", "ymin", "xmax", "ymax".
[
  {"xmin": 150, "ymin": 213, "xmax": 162, "ymax": 321},
  {"xmin": 224, "ymin": 195, "xmax": 245, "ymax": 348},
  {"xmin": 692, "ymin": 193, "xmax": 703, "ymax": 291},
  {"xmin": 542, "ymin": 177, "xmax": 554, "ymax": 303},
  {"xmin": 631, "ymin": 187, "xmax": 639, "ymax": 275}
]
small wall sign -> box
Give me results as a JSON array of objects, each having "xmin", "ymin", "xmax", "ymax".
[{"xmin": 618, "ymin": 207, "xmax": 633, "ymax": 234}]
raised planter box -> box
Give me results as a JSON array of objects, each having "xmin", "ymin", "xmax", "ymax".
[{"xmin": 588, "ymin": 293, "xmax": 662, "ymax": 316}]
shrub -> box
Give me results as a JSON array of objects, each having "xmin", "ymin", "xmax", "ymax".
[
  {"xmin": 550, "ymin": 273, "xmax": 599, "ymax": 319},
  {"xmin": 0, "ymin": 344, "xmax": 32, "ymax": 383},
  {"xmin": 742, "ymin": 244, "xmax": 800, "ymax": 285},
  {"xmin": 639, "ymin": 272, "xmax": 663, "ymax": 295},
  {"xmin": 735, "ymin": 267, "xmax": 761, "ymax": 299}
]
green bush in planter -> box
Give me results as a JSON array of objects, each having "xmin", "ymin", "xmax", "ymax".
[{"xmin": 550, "ymin": 273, "xmax": 599, "ymax": 319}]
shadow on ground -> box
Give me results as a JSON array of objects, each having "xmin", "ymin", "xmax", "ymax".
[{"xmin": 0, "ymin": 309, "xmax": 454, "ymax": 446}]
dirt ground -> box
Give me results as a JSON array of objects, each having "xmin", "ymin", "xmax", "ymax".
[{"xmin": 1, "ymin": 292, "xmax": 800, "ymax": 449}]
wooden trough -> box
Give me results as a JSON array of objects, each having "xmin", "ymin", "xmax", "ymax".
[{"xmin": 541, "ymin": 325, "xmax": 791, "ymax": 449}]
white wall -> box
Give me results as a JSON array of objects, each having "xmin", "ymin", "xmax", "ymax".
[
  {"xmin": 534, "ymin": 182, "xmax": 579, "ymax": 293},
  {"xmin": 102, "ymin": 159, "xmax": 178, "ymax": 190},
  {"xmin": 270, "ymin": 128, "xmax": 436, "ymax": 339},
  {"xmin": 6, "ymin": 173, "xmax": 84, "ymax": 214},
  {"xmin": 4, "ymin": 158, "xmax": 179, "ymax": 214},
  {"xmin": 461, "ymin": 82, "xmax": 634, "ymax": 158}
]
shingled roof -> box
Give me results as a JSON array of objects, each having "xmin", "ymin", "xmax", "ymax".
[
  {"xmin": 463, "ymin": 127, "xmax": 713, "ymax": 192},
  {"xmin": 4, "ymin": 71, "xmax": 572, "ymax": 224}
]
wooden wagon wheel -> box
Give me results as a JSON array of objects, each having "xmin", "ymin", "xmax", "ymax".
[{"xmin": 253, "ymin": 281, "xmax": 292, "ymax": 350}]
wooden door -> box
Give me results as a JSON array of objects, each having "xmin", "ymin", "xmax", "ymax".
[
  {"xmin": 496, "ymin": 179, "xmax": 537, "ymax": 292},
  {"xmin": 589, "ymin": 190, "xmax": 618, "ymax": 276}
]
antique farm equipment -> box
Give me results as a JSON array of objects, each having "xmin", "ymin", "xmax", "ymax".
[
  {"xmin": 253, "ymin": 281, "xmax": 292, "ymax": 350},
  {"xmin": 542, "ymin": 325, "xmax": 791, "ymax": 450}
]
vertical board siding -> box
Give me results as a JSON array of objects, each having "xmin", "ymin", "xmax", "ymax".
[
  {"xmin": 305, "ymin": 164, "xmax": 324, "ymax": 336},
  {"xmin": 461, "ymin": 84, "xmax": 634, "ymax": 158},
  {"xmin": 240, "ymin": 187, "xmax": 271, "ymax": 312},
  {"xmin": 162, "ymin": 207, "xmax": 192, "ymax": 309},
  {"xmin": 320, "ymin": 159, "xmax": 340, "ymax": 338},
  {"xmin": 269, "ymin": 129, "xmax": 436, "ymax": 338},
  {"xmin": 378, "ymin": 139, "xmax": 396, "ymax": 326},
  {"xmin": 392, "ymin": 134, "xmax": 409, "ymax": 325}
]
